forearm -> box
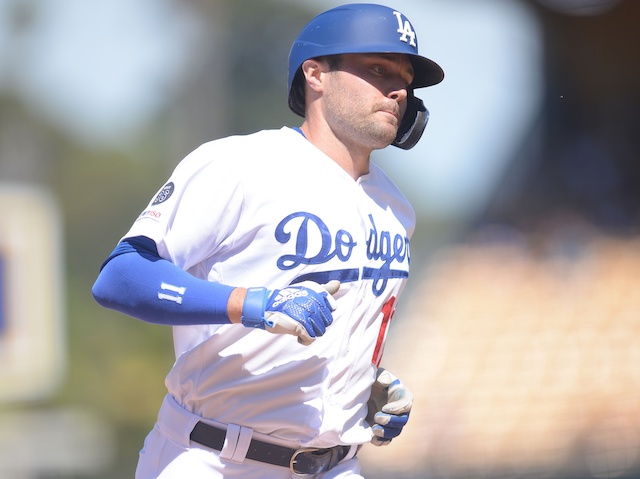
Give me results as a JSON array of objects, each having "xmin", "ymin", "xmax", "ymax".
[
  {"xmin": 92, "ymin": 236, "xmax": 243, "ymax": 326},
  {"xmin": 92, "ymin": 236, "xmax": 339, "ymax": 345}
]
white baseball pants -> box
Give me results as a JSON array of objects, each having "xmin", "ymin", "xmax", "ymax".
[{"xmin": 134, "ymin": 394, "xmax": 364, "ymax": 479}]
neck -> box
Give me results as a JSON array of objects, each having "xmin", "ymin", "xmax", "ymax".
[{"xmin": 300, "ymin": 121, "xmax": 371, "ymax": 180}]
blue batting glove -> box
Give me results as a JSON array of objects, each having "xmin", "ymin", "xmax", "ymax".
[
  {"xmin": 371, "ymin": 410, "xmax": 410, "ymax": 442},
  {"xmin": 241, "ymin": 280, "xmax": 340, "ymax": 345},
  {"xmin": 366, "ymin": 368, "xmax": 413, "ymax": 446}
]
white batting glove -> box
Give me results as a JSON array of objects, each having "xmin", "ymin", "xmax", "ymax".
[
  {"xmin": 241, "ymin": 280, "xmax": 340, "ymax": 345},
  {"xmin": 366, "ymin": 368, "xmax": 413, "ymax": 446}
]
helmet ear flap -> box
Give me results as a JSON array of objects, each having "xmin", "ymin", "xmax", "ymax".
[
  {"xmin": 393, "ymin": 94, "xmax": 429, "ymax": 150},
  {"xmin": 288, "ymin": 70, "xmax": 306, "ymax": 117}
]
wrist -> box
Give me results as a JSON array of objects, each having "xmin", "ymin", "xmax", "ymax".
[
  {"xmin": 240, "ymin": 287, "xmax": 269, "ymax": 328},
  {"xmin": 227, "ymin": 288, "xmax": 248, "ymax": 324}
]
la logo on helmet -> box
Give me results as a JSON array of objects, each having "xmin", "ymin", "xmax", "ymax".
[{"xmin": 392, "ymin": 11, "xmax": 417, "ymax": 48}]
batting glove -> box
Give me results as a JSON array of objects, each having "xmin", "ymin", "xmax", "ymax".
[
  {"xmin": 366, "ymin": 368, "xmax": 413, "ymax": 446},
  {"xmin": 241, "ymin": 280, "xmax": 340, "ymax": 345}
]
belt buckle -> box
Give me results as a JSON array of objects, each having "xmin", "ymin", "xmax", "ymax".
[{"xmin": 289, "ymin": 447, "xmax": 322, "ymax": 476}]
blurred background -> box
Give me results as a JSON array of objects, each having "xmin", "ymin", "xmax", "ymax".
[{"xmin": 0, "ymin": 0, "xmax": 638, "ymax": 477}]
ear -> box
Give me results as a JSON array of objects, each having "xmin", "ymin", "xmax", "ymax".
[{"xmin": 301, "ymin": 58, "xmax": 325, "ymax": 94}]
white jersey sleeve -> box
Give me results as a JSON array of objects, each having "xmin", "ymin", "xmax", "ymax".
[{"xmin": 124, "ymin": 138, "xmax": 246, "ymax": 275}]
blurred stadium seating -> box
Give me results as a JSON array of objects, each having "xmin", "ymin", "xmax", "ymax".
[{"xmin": 360, "ymin": 228, "xmax": 640, "ymax": 478}]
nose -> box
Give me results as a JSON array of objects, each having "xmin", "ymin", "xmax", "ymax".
[{"xmin": 388, "ymin": 84, "xmax": 408, "ymax": 103}]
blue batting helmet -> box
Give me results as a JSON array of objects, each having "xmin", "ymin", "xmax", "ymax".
[{"xmin": 287, "ymin": 3, "xmax": 444, "ymax": 117}]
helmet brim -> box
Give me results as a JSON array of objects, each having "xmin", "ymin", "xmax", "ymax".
[{"xmin": 410, "ymin": 55, "xmax": 445, "ymax": 89}]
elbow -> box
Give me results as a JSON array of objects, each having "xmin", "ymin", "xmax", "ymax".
[
  {"xmin": 92, "ymin": 257, "xmax": 128, "ymax": 311},
  {"xmin": 92, "ymin": 269, "xmax": 114, "ymax": 309}
]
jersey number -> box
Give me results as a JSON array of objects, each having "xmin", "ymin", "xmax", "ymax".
[{"xmin": 371, "ymin": 296, "xmax": 396, "ymax": 367}]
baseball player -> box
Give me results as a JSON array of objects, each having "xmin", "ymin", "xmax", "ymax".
[{"xmin": 92, "ymin": 3, "xmax": 444, "ymax": 478}]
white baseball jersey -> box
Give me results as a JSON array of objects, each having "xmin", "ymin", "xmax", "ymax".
[{"xmin": 124, "ymin": 126, "xmax": 415, "ymax": 448}]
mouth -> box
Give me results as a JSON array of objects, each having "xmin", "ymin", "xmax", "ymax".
[{"xmin": 378, "ymin": 109, "xmax": 400, "ymax": 121}]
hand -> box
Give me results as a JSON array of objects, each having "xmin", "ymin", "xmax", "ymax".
[
  {"xmin": 241, "ymin": 280, "xmax": 340, "ymax": 345},
  {"xmin": 366, "ymin": 368, "xmax": 413, "ymax": 446}
]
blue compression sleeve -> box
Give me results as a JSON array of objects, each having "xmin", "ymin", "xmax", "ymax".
[{"xmin": 92, "ymin": 236, "xmax": 235, "ymax": 326}]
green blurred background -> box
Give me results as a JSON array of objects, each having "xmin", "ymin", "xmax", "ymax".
[{"xmin": 1, "ymin": 0, "xmax": 639, "ymax": 477}]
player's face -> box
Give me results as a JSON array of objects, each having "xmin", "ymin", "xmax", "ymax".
[{"xmin": 321, "ymin": 53, "xmax": 414, "ymax": 150}]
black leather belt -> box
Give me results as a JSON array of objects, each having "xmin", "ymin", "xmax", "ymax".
[{"xmin": 190, "ymin": 421, "xmax": 352, "ymax": 475}]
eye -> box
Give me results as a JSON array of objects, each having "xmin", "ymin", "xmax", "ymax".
[{"xmin": 371, "ymin": 65, "xmax": 387, "ymax": 75}]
